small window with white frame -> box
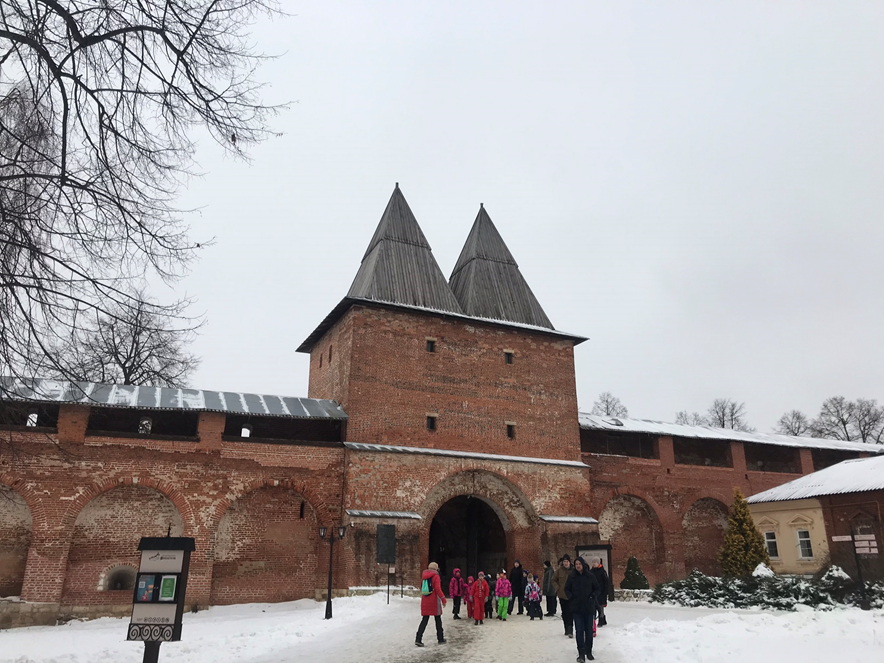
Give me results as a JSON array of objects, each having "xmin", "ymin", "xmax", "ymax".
[
  {"xmin": 797, "ymin": 529, "xmax": 813, "ymax": 559},
  {"xmin": 764, "ymin": 531, "xmax": 779, "ymax": 558}
]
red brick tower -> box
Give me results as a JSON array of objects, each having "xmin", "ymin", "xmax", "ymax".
[{"xmin": 299, "ymin": 186, "xmax": 596, "ymax": 590}]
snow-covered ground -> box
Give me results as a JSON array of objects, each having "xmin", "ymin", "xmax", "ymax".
[{"xmin": 1, "ymin": 595, "xmax": 882, "ymax": 663}]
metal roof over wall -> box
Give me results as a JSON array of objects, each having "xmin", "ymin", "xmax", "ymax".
[
  {"xmin": 748, "ymin": 454, "xmax": 884, "ymax": 503},
  {"xmin": 579, "ymin": 413, "xmax": 884, "ymax": 454},
  {"xmin": 0, "ymin": 377, "xmax": 347, "ymax": 420}
]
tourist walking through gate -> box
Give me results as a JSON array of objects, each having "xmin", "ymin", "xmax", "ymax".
[
  {"xmin": 565, "ymin": 557, "xmax": 602, "ymax": 662},
  {"xmin": 449, "ymin": 568, "xmax": 466, "ymax": 619},
  {"xmin": 471, "ymin": 572, "xmax": 490, "ymax": 625},
  {"xmin": 590, "ymin": 559, "xmax": 609, "ymax": 627},
  {"xmin": 508, "ymin": 560, "xmax": 526, "ymax": 614},
  {"xmin": 553, "ymin": 555, "xmax": 574, "ymax": 637},
  {"xmin": 416, "ymin": 562, "xmax": 447, "ymax": 647},
  {"xmin": 543, "ymin": 560, "xmax": 557, "ymax": 616},
  {"xmin": 525, "ymin": 574, "xmax": 543, "ymax": 620}
]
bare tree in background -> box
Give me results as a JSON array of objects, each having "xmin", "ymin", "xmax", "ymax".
[
  {"xmin": 774, "ymin": 410, "xmax": 811, "ymax": 436},
  {"xmin": 49, "ymin": 294, "xmax": 200, "ymax": 388},
  {"xmin": 0, "ymin": 1, "xmax": 282, "ymax": 390},
  {"xmin": 591, "ymin": 391, "xmax": 629, "ymax": 417},
  {"xmin": 810, "ymin": 396, "xmax": 884, "ymax": 444},
  {"xmin": 706, "ymin": 398, "xmax": 755, "ymax": 432},
  {"xmin": 675, "ymin": 410, "xmax": 706, "ymax": 426}
]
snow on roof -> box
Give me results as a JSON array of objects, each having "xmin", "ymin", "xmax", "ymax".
[
  {"xmin": 747, "ymin": 454, "xmax": 884, "ymax": 503},
  {"xmin": 578, "ymin": 413, "xmax": 884, "ymax": 454},
  {"xmin": 1, "ymin": 377, "xmax": 347, "ymax": 420},
  {"xmin": 346, "ymin": 510, "xmax": 422, "ymax": 519},
  {"xmin": 343, "ymin": 442, "xmax": 589, "ymax": 468},
  {"xmin": 539, "ymin": 516, "xmax": 599, "ymax": 524}
]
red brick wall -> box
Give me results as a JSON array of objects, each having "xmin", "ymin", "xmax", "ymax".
[
  {"xmin": 819, "ymin": 490, "xmax": 884, "ymax": 581},
  {"xmin": 0, "ymin": 484, "xmax": 31, "ymax": 597},
  {"xmin": 211, "ymin": 486, "xmax": 319, "ymax": 604},
  {"xmin": 682, "ymin": 497, "xmax": 729, "ymax": 576},
  {"xmin": 61, "ymin": 485, "xmax": 183, "ymax": 608},
  {"xmin": 308, "ymin": 305, "xmax": 581, "ymax": 461}
]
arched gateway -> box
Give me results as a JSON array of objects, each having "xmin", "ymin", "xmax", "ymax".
[{"xmin": 429, "ymin": 495, "xmax": 507, "ymax": 580}]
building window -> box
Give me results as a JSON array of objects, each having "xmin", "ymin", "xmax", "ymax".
[
  {"xmin": 319, "ymin": 354, "xmax": 323, "ymax": 368},
  {"xmin": 26, "ymin": 411, "xmax": 39, "ymax": 427},
  {"xmin": 138, "ymin": 417, "xmax": 153, "ymax": 434},
  {"xmin": 506, "ymin": 423, "xmax": 516, "ymax": 439},
  {"xmin": 328, "ymin": 345, "xmax": 333, "ymax": 362},
  {"xmin": 797, "ymin": 530, "xmax": 813, "ymax": 559},
  {"xmin": 426, "ymin": 415, "xmax": 437, "ymax": 431},
  {"xmin": 426, "ymin": 339, "xmax": 436, "ymax": 353},
  {"xmin": 764, "ymin": 531, "xmax": 779, "ymax": 558},
  {"xmin": 504, "ymin": 351, "xmax": 514, "ymax": 365},
  {"xmin": 299, "ymin": 501, "xmax": 305, "ymax": 519},
  {"xmin": 241, "ymin": 424, "xmax": 252, "ymax": 438}
]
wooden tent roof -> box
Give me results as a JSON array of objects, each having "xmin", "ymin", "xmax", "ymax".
[
  {"xmin": 448, "ymin": 205, "xmax": 554, "ymax": 329},
  {"xmin": 346, "ymin": 185, "xmax": 464, "ymax": 314}
]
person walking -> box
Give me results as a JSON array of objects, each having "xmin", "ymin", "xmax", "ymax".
[
  {"xmin": 449, "ymin": 568, "xmax": 466, "ymax": 619},
  {"xmin": 553, "ymin": 555, "xmax": 574, "ymax": 637},
  {"xmin": 471, "ymin": 571, "xmax": 490, "ymax": 625},
  {"xmin": 543, "ymin": 560, "xmax": 557, "ymax": 616},
  {"xmin": 525, "ymin": 574, "xmax": 543, "ymax": 620},
  {"xmin": 465, "ymin": 575, "xmax": 475, "ymax": 621},
  {"xmin": 495, "ymin": 570, "xmax": 512, "ymax": 620},
  {"xmin": 508, "ymin": 560, "xmax": 525, "ymax": 615},
  {"xmin": 416, "ymin": 562, "xmax": 447, "ymax": 647},
  {"xmin": 564, "ymin": 556, "xmax": 601, "ymax": 662},
  {"xmin": 590, "ymin": 559, "xmax": 609, "ymax": 627}
]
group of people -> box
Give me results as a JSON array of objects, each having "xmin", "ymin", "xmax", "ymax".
[{"xmin": 415, "ymin": 555, "xmax": 610, "ymax": 663}]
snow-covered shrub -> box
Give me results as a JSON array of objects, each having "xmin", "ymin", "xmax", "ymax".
[
  {"xmin": 651, "ymin": 568, "xmax": 840, "ymax": 611},
  {"xmin": 752, "ymin": 563, "xmax": 775, "ymax": 578}
]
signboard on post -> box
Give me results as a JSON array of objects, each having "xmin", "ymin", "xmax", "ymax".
[
  {"xmin": 127, "ymin": 537, "xmax": 195, "ymax": 663},
  {"xmin": 377, "ymin": 525, "xmax": 396, "ymax": 564}
]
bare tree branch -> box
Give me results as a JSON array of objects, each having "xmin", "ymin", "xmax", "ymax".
[{"xmin": 590, "ymin": 391, "xmax": 629, "ymax": 418}]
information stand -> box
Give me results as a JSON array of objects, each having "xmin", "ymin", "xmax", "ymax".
[{"xmin": 127, "ymin": 536, "xmax": 196, "ymax": 663}]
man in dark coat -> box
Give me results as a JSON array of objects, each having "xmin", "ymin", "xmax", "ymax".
[
  {"xmin": 564, "ymin": 556, "xmax": 601, "ymax": 662},
  {"xmin": 590, "ymin": 558, "xmax": 609, "ymax": 626},
  {"xmin": 508, "ymin": 560, "xmax": 526, "ymax": 614},
  {"xmin": 542, "ymin": 560, "xmax": 557, "ymax": 616},
  {"xmin": 552, "ymin": 555, "xmax": 574, "ymax": 636}
]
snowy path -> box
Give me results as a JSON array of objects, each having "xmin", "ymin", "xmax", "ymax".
[{"xmin": 1, "ymin": 595, "xmax": 882, "ymax": 663}]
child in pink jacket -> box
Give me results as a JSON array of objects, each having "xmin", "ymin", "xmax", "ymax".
[{"xmin": 495, "ymin": 570, "xmax": 512, "ymax": 621}]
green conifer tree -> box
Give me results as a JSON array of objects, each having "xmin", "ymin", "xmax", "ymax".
[
  {"xmin": 718, "ymin": 487, "xmax": 770, "ymax": 576},
  {"xmin": 620, "ymin": 556, "xmax": 650, "ymax": 589}
]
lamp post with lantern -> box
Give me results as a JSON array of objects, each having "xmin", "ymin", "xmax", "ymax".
[{"xmin": 319, "ymin": 525, "xmax": 347, "ymax": 619}]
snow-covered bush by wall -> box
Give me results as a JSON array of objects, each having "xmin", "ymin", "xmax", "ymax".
[{"xmin": 651, "ymin": 566, "xmax": 884, "ymax": 610}]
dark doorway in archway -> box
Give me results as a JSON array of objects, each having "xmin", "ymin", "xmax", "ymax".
[{"xmin": 428, "ymin": 496, "xmax": 507, "ymax": 586}]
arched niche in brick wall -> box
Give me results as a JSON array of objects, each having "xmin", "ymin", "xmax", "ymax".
[
  {"xmin": 210, "ymin": 486, "xmax": 319, "ymax": 605},
  {"xmin": 682, "ymin": 497, "xmax": 729, "ymax": 576},
  {"xmin": 0, "ymin": 483, "xmax": 33, "ymax": 598},
  {"xmin": 598, "ymin": 494, "xmax": 665, "ymax": 586},
  {"xmin": 61, "ymin": 485, "xmax": 184, "ymax": 609}
]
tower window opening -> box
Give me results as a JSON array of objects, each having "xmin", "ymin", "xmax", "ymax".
[
  {"xmin": 506, "ymin": 423, "xmax": 516, "ymax": 439},
  {"xmin": 427, "ymin": 415, "xmax": 437, "ymax": 431},
  {"xmin": 26, "ymin": 411, "xmax": 39, "ymax": 427},
  {"xmin": 328, "ymin": 345, "xmax": 333, "ymax": 362},
  {"xmin": 299, "ymin": 501, "xmax": 305, "ymax": 519},
  {"xmin": 241, "ymin": 424, "xmax": 252, "ymax": 438},
  {"xmin": 504, "ymin": 351, "xmax": 514, "ymax": 365},
  {"xmin": 426, "ymin": 339, "xmax": 436, "ymax": 353},
  {"xmin": 319, "ymin": 354, "xmax": 323, "ymax": 368}
]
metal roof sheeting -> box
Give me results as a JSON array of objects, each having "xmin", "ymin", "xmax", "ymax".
[
  {"xmin": 578, "ymin": 413, "xmax": 884, "ymax": 454},
  {"xmin": 1, "ymin": 377, "xmax": 347, "ymax": 420},
  {"xmin": 747, "ymin": 455, "xmax": 884, "ymax": 503},
  {"xmin": 344, "ymin": 442, "xmax": 589, "ymax": 467}
]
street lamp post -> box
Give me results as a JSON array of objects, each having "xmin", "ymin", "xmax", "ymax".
[{"xmin": 319, "ymin": 525, "xmax": 347, "ymax": 619}]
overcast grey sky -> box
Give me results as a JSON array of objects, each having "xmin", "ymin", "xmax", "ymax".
[{"xmin": 174, "ymin": 1, "xmax": 884, "ymax": 432}]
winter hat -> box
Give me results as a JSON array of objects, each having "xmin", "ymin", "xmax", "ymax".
[
  {"xmin": 467, "ymin": 576, "xmax": 474, "ymax": 583},
  {"xmin": 544, "ymin": 560, "xmax": 551, "ymax": 568},
  {"xmin": 533, "ymin": 574, "xmax": 539, "ymax": 581},
  {"xmin": 453, "ymin": 567, "xmax": 461, "ymax": 575},
  {"xmin": 574, "ymin": 556, "xmax": 588, "ymax": 571},
  {"xmin": 428, "ymin": 562, "xmax": 439, "ymax": 571},
  {"xmin": 562, "ymin": 554, "xmax": 571, "ymax": 562},
  {"xmin": 478, "ymin": 571, "xmax": 485, "ymax": 578}
]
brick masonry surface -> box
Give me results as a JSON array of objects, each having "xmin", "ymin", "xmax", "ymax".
[{"xmin": 0, "ymin": 303, "xmax": 862, "ymax": 627}]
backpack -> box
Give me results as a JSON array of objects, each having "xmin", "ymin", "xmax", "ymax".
[{"xmin": 421, "ymin": 578, "xmax": 432, "ymax": 596}]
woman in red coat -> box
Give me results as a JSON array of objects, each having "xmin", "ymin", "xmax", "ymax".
[
  {"xmin": 416, "ymin": 562, "xmax": 447, "ymax": 646},
  {"xmin": 471, "ymin": 571, "xmax": 490, "ymax": 625}
]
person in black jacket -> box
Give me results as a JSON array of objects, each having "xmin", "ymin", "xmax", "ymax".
[
  {"xmin": 564, "ymin": 556, "xmax": 601, "ymax": 662},
  {"xmin": 508, "ymin": 560, "xmax": 525, "ymax": 615},
  {"xmin": 590, "ymin": 558, "xmax": 609, "ymax": 626}
]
